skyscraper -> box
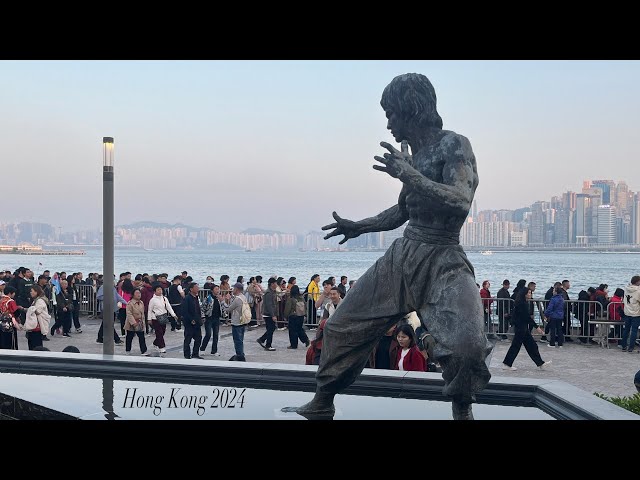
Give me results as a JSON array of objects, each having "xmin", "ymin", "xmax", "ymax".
[
  {"xmin": 597, "ymin": 205, "xmax": 616, "ymax": 244},
  {"xmin": 472, "ymin": 200, "xmax": 477, "ymax": 221},
  {"xmin": 633, "ymin": 193, "xmax": 640, "ymax": 245},
  {"xmin": 615, "ymin": 181, "xmax": 629, "ymax": 215},
  {"xmin": 575, "ymin": 193, "xmax": 591, "ymax": 244},
  {"xmin": 562, "ymin": 191, "xmax": 577, "ymax": 210},
  {"xmin": 528, "ymin": 202, "xmax": 545, "ymax": 245},
  {"xmin": 591, "ymin": 180, "xmax": 615, "ymax": 205},
  {"xmin": 555, "ymin": 209, "xmax": 574, "ymax": 245}
]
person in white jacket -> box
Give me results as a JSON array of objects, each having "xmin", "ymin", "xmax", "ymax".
[
  {"xmin": 147, "ymin": 284, "xmax": 177, "ymax": 354},
  {"xmin": 24, "ymin": 285, "xmax": 51, "ymax": 350},
  {"xmin": 621, "ymin": 275, "xmax": 640, "ymax": 353}
]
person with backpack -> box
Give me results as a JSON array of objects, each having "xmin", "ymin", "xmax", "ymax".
[
  {"xmin": 283, "ymin": 285, "xmax": 310, "ymax": 349},
  {"xmin": 0, "ymin": 286, "xmax": 23, "ymax": 350},
  {"xmin": 620, "ymin": 275, "xmax": 640, "ymax": 353},
  {"xmin": 200, "ymin": 284, "xmax": 223, "ymax": 356},
  {"xmin": 222, "ymin": 282, "xmax": 252, "ymax": 361}
]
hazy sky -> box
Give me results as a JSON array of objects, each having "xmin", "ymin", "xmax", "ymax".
[{"xmin": 2, "ymin": 60, "xmax": 639, "ymax": 232}]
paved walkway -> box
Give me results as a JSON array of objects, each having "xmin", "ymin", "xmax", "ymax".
[{"xmin": 19, "ymin": 316, "xmax": 640, "ymax": 399}]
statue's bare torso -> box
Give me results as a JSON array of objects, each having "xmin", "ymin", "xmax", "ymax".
[{"xmin": 400, "ymin": 130, "xmax": 479, "ymax": 234}]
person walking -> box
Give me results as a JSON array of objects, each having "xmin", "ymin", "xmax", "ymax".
[
  {"xmin": 147, "ymin": 283, "xmax": 177, "ymax": 355},
  {"xmin": 68, "ymin": 274, "xmax": 82, "ymax": 333},
  {"xmin": 223, "ymin": 282, "xmax": 249, "ymax": 361},
  {"xmin": 117, "ymin": 279, "xmax": 135, "ymax": 336},
  {"xmin": 284, "ymin": 285, "xmax": 310, "ymax": 349},
  {"xmin": 181, "ymin": 282, "xmax": 203, "ymax": 359},
  {"xmin": 502, "ymin": 288, "xmax": 551, "ymax": 371},
  {"xmin": 201, "ymin": 285, "xmax": 223, "ymax": 356},
  {"xmin": 24, "ymin": 285, "xmax": 51, "ymax": 350},
  {"xmin": 51, "ymin": 279, "xmax": 73, "ymax": 338},
  {"xmin": 257, "ymin": 277, "xmax": 278, "ymax": 351},
  {"xmin": 125, "ymin": 289, "xmax": 149, "ymax": 356},
  {"xmin": 168, "ymin": 275, "xmax": 185, "ymax": 331},
  {"xmin": 95, "ymin": 284, "xmax": 125, "ymax": 345}
]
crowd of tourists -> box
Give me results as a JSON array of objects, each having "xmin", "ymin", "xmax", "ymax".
[
  {"xmin": 1, "ymin": 267, "xmax": 638, "ymax": 376},
  {"xmin": 477, "ymin": 275, "xmax": 640, "ymax": 370}
]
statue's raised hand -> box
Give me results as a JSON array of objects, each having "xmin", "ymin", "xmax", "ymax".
[
  {"xmin": 373, "ymin": 140, "xmax": 412, "ymax": 179},
  {"xmin": 322, "ymin": 211, "xmax": 361, "ymax": 245}
]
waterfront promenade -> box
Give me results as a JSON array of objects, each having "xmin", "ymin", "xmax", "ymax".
[{"xmin": 16, "ymin": 316, "xmax": 638, "ymax": 400}]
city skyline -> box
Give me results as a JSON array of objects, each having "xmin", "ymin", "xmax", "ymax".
[
  {"xmin": 2, "ymin": 175, "xmax": 638, "ymax": 250},
  {"xmin": 2, "ymin": 61, "xmax": 639, "ymax": 232}
]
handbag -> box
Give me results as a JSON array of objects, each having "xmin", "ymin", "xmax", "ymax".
[
  {"xmin": 156, "ymin": 297, "xmax": 170, "ymax": 326},
  {"xmin": 24, "ymin": 306, "xmax": 39, "ymax": 332}
]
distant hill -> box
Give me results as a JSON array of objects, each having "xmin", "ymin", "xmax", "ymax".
[{"xmin": 118, "ymin": 222, "xmax": 289, "ymax": 235}]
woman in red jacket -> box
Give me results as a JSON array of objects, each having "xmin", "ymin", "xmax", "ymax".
[
  {"xmin": 393, "ymin": 323, "xmax": 426, "ymax": 372},
  {"xmin": 479, "ymin": 280, "xmax": 493, "ymax": 335}
]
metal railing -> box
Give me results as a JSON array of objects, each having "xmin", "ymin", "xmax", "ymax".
[
  {"xmin": 75, "ymin": 284, "xmax": 631, "ymax": 340},
  {"xmin": 481, "ymin": 297, "xmax": 627, "ymax": 343}
]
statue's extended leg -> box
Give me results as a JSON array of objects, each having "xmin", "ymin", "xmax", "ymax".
[{"xmin": 418, "ymin": 270, "xmax": 493, "ymax": 421}]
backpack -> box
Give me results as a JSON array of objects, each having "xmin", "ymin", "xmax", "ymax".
[
  {"xmin": 240, "ymin": 298, "xmax": 252, "ymax": 325},
  {"xmin": 294, "ymin": 299, "xmax": 306, "ymax": 317},
  {"xmin": 203, "ymin": 296, "xmax": 214, "ymax": 317},
  {"xmin": 0, "ymin": 298, "xmax": 15, "ymax": 333}
]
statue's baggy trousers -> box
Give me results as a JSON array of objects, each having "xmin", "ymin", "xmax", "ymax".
[{"xmin": 316, "ymin": 226, "xmax": 493, "ymax": 403}]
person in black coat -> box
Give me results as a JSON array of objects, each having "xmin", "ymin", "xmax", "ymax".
[
  {"xmin": 496, "ymin": 279, "xmax": 511, "ymax": 340},
  {"xmin": 502, "ymin": 288, "xmax": 551, "ymax": 371},
  {"xmin": 181, "ymin": 282, "xmax": 203, "ymax": 359}
]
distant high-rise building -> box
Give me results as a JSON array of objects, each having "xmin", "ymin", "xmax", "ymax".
[
  {"xmin": 383, "ymin": 224, "xmax": 406, "ymax": 249},
  {"xmin": 459, "ymin": 221, "xmax": 516, "ymax": 247},
  {"xmin": 575, "ymin": 194, "xmax": 590, "ymax": 242},
  {"xmin": 495, "ymin": 210, "xmax": 514, "ymax": 222},
  {"xmin": 614, "ymin": 181, "xmax": 629, "ymax": 215},
  {"xmin": 633, "ymin": 193, "xmax": 640, "ymax": 245},
  {"xmin": 513, "ymin": 207, "xmax": 531, "ymax": 223},
  {"xmin": 472, "ymin": 200, "xmax": 477, "ymax": 221},
  {"xmin": 528, "ymin": 202, "xmax": 545, "ymax": 245},
  {"xmin": 562, "ymin": 191, "xmax": 577, "ymax": 210},
  {"xmin": 597, "ymin": 205, "xmax": 616, "ymax": 244},
  {"xmin": 591, "ymin": 180, "xmax": 615, "ymax": 205},
  {"xmin": 554, "ymin": 209, "xmax": 574, "ymax": 245}
]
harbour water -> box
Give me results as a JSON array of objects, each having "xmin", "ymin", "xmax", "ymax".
[{"xmin": 1, "ymin": 248, "xmax": 638, "ymax": 293}]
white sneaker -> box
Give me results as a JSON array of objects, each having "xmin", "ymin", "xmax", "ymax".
[
  {"xmin": 141, "ymin": 351, "xmax": 150, "ymax": 356},
  {"xmin": 547, "ymin": 344, "xmax": 555, "ymax": 348},
  {"xmin": 502, "ymin": 364, "xmax": 517, "ymax": 371},
  {"xmin": 199, "ymin": 351, "xmax": 208, "ymax": 356},
  {"xmin": 153, "ymin": 345, "xmax": 160, "ymax": 353},
  {"xmin": 212, "ymin": 352, "xmax": 221, "ymax": 356},
  {"xmin": 539, "ymin": 361, "xmax": 552, "ymax": 370},
  {"xmin": 159, "ymin": 348, "xmax": 167, "ymax": 354}
]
